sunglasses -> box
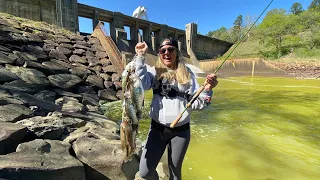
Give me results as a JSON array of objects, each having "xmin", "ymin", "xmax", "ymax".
[{"xmin": 159, "ymin": 47, "xmax": 175, "ymax": 54}]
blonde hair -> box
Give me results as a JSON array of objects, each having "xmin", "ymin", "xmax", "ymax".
[{"xmin": 155, "ymin": 47, "xmax": 191, "ymax": 85}]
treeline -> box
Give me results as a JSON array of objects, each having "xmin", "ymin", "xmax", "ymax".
[{"xmin": 206, "ymin": 0, "xmax": 320, "ymax": 59}]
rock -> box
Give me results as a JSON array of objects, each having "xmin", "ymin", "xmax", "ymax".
[
  {"xmin": 85, "ymin": 112, "xmax": 119, "ymax": 134},
  {"xmin": 0, "ymin": 96, "xmax": 24, "ymax": 106},
  {"xmin": 55, "ymin": 97, "xmax": 86, "ymax": 114},
  {"xmin": 100, "ymin": 73, "xmax": 112, "ymax": 81},
  {"xmin": 13, "ymin": 51, "xmax": 38, "ymax": 61},
  {"xmin": 0, "ymin": 122, "xmax": 27, "ymax": 155},
  {"xmin": 22, "ymin": 45, "xmax": 47, "ymax": 60},
  {"xmin": 96, "ymin": 51, "xmax": 108, "ymax": 59},
  {"xmin": 114, "ymin": 81, "xmax": 122, "ymax": 90},
  {"xmin": 0, "ymin": 51, "xmax": 16, "ymax": 64},
  {"xmin": 22, "ymin": 32, "xmax": 42, "ymax": 42},
  {"xmin": 5, "ymin": 64, "xmax": 50, "ymax": 85},
  {"xmin": 69, "ymin": 55, "xmax": 87, "ymax": 64},
  {"xmin": 82, "ymin": 93, "xmax": 99, "ymax": 106},
  {"xmin": 12, "ymin": 91, "xmax": 60, "ymax": 112},
  {"xmin": 98, "ymin": 89, "xmax": 118, "ymax": 101},
  {"xmin": 73, "ymin": 49, "xmax": 86, "ymax": 55},
  {"xmin": 0, "ymin": 45, "xmax": 11, "ymax": 52},
  {"xmin": 42, "ymin": 60, "xmax": 70, "ymax": 73},
  {"xmin": 100, "ymin": 58, "xmax": 111, "ymax": 66},
  {"xmin": 48, "ymin": 74, "xmax": 82, "ymax": 89},
  {"xmin": 63, "ymin": 122, "xmax": 136, "ymax": 180},
  {"xmin": 0, "ymin": 65, "xmax": 20, "ymax": 82},
  {"xmin": 49, "ymin": 49, "xmax": 68, "ymax": 61},
  {"xmin": 104, "ymin": 81, "xmax": 114, "ymax": 89},
  {"xmin": 0, "ymin": 104, "xmax": 33, "ymax": 123},
  {"xmin": 102, "ymin": 65, "xmax": 116, "ymax": 73},
  {"xmin": 16, "ymin": 115, "xmax": 86, "ymax": 139},
  {"xmin": 52, "ymin": 88, "xmax": 82, "ymax": 99},
  {"xmin": 60, "ymin": 43, "xmax": 74, "ymax": 50},
  {"xmin": 0, "ymin": 139, "xmax": 86, "ymax": 180},
  {"xmin": 112, "ymin": 73, "xmax": 121, "ymax": 82},
  {"xmin": 1, "ymin": 80, "xmax": 45, "ymax": 94},
  {"xmin": 69, "ymin": 67, "xmax": 91, "ymax": 78},
  {"xmin": 86, "ymin": 75, "xmax": 104, "ymax": 89},
  {"xmin": 56, "ymin": 37, "xmax": 71, "ymax": 44},
  {"xmin": 56, "ymin": 46, "xmax": 72, "ymax": 56},
  {"xmin": 73, "ymin": 44, "xmax": 89, "ymax": 50},
  {"xmin": 33, "ymin": 90, "xmax": 56, "ymax": 102}
]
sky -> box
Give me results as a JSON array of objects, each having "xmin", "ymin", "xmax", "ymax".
[{"xmin": 78, "ymin": 0, "xmax": 313, "ymax": 35}]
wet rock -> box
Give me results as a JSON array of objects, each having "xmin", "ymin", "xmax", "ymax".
[
  {"xmin": 0, "ymin": 122, "xmax": 27, "ymax": 155},
  {"xmin": 0, "ymin": 139, "xmax": 86, "ymax": 180},
  {"xmin": 0, "ymin": 104, "xmax": 33, "ymax": 123}
]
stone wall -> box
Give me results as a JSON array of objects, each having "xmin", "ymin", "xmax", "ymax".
[{"xmin": 0, "ymin": 13, "xmax": 141, "ymax": 179}]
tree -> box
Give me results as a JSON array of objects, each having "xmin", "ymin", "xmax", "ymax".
[
  {"xmin": 308, "ymin": 0, "xmax": 320, "ymax": 10},
  {"xmin": 231, "ymin": 15, "xmax": 243, "ymax": 42},
  {"xmin": 299, "ymin": 10, "xmax": 320, "ymax": 49},
  {"xmin": 290, "ymin": 2, "xmax": 303, "ymax": 15},
  {"xmin": 206, "ymin": 27, "xmax": 230, "ymax": 41},
  {"xmin": 257, "ymin": 9, "xmax": 298, "ymax": 58}
]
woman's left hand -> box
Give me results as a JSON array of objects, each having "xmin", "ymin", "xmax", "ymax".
[{"xmin": 205, "ymin": 74, "xmax": 218, "ymax": 90}]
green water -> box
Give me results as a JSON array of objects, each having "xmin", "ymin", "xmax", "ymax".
[{"xmin": 104, "ymin": 77, "xmax": 320, "ymax": 180}]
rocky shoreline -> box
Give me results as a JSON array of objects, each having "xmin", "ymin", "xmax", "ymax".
[{"xmin": 267, "ymin": 60, "xmax": 320, "ymax": 79}]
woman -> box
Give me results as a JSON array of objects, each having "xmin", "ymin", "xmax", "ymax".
[{"xmin": 134, "ymin": 38, "xmax": 218, "ymax": 180}]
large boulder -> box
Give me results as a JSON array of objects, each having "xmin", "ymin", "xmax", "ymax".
[
  {"xmin": 63, "ymin": 122, "xmax": 139, "ymax": 180},
  {"xmin": 0, "ymin": 139, "xmax": 86, "ymax": 180},
  {"xmin": 15, "ymin": 113, "xmax": 86, "ymax": 140}
]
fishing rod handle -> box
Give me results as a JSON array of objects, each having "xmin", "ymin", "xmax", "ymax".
[{"xmin": 170, "ymin": 81, "xmax": 207, "ymax": 128}]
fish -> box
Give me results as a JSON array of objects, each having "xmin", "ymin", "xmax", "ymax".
[{"xmin": 120, "ymin": 60, "xmax": 144, "ymax": 160}]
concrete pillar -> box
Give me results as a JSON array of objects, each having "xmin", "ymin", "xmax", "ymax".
[
  {"xmin": 130, "ymin": 20, "xmax": 139, "ymax": 42},
  {"xmin": 56, "ymin": 0, "xmax": 79, "ymax": 32},
  {"xmin": 110, "ymin": 12, "xmax": 125, "ymax": 42},
  {"xmin": 143, "ymin": 24, "xmax": 152, "ymax": 46},
  {"xmin": 92, "ymin": 10, "xmax": 99, "ymax": 30},
  {"xmin": 185, "ymin": 23, "xmax": 197, "ymax": 55},
  {"xmin": 158, "ymin": 25, "xmax": 168, "ymax": 44},
  {"xmin": 151, "ymin": 36, "xmax": 156, "ymax": 51}
]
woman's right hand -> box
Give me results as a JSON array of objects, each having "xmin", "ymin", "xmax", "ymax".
[{"xmin": 135, "ymin": 42, "xmax": 148, "ymax": 56}]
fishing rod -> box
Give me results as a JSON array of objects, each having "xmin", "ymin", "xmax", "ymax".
[{"xmin": 170, "ymin": 0, "xmax": 274, "ymax": 128}]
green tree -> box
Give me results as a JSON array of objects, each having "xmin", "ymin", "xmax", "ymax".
[
  {"xmin": 231, "ymin": 15, "xmax": 243, "ymax": 42},
  {"xmin": 299, "ymin": 10, "xmax": 320, "ymax": 49},
  {"xmin": 290, "ymin": 2, "xmax": 304, "ymax": 15},
  {"xmin": 206, "ymin": 27, "xmax": 230, "ymax": 41},
  {"xmin": 308, "ymin": 0, "xmax": 320, "ymax": 10},
  {"xmin": 257, "ymin": 9, "xmax": 298, "ymax": 58}
]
